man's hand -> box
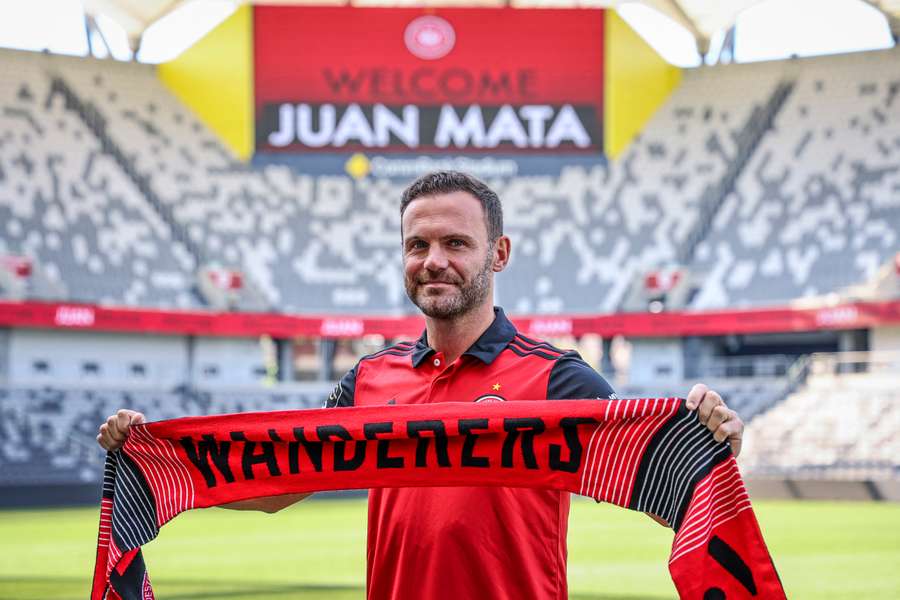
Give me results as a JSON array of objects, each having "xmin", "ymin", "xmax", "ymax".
[
  {"xmin": 97, "ymin": 409, "xmax": 145, "ymax": 451},
  {"xmin": 685, "ymin": 383, "xmax": 744, "ymax": 457}
]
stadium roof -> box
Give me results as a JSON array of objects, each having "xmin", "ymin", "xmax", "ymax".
[{"xmin": 83, "ymin": 0, "xmax": 900, "ymax": 54}]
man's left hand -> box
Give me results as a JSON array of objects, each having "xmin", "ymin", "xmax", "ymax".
[{"xmin": 686, "ymin": 383, "xmax": 744, "ymax": 457}]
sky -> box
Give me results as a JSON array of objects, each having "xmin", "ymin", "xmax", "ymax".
[{"xmin": 0, "ymin": 0, "xmax": 894, "ymax": 66}]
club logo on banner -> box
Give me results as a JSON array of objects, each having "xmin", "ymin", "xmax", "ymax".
[
  {"xmin": 405, "ymin": 16, "xmax": 456, "ymax": 60},
  {"xmin": 254, "ymin": 6, "xmax": 605, "ymax": 154}
]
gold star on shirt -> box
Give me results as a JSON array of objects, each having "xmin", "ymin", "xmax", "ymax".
[{"xmin": 492, "ymin": 382, "xmax": 502, "ymax": 392}]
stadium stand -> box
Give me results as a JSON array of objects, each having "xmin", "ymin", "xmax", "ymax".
[
  {"xmin": 739, "ymin": 352, "xmax": 900, "ymax": 480},
  {"xmin": 0, "ymin": 51, "xmax": 199, "ymax": 308},
  {"xmin": 615, "ymin": 376, "xmax": 789, "ymax": 423},
  {"xmin": 0, "ymin": 383, "xmax": 331, "ymax": 486},
  {"xmin": 501, "ymin": 60, "xmax": 791, "ymax": 314},
  {"xmin": 692, "ymin": 49, "xmax": 900, "ymax": 308},
  {"xmin": 2, "ymin": 49, "xmax": 898, "ymax": 313},
  {"xmin": 2, "ymin": 47, "xmax": 899, "ymax": 500},
  {"xmin": 54, "ymin": 52, "xmax": 402, "ymax": 312},
  {"xmin": 36, "ymin": 49, "xmax": 787, "ymax": 314}
]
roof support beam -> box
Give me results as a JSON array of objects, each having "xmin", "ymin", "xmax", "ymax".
[
  {"xmin": 636, "ymin": 0, "xmax": 709, "ymax": 57},
  {"xmin": 662, "ymin": 0, "xmax": 710, "ymax": 55},
  {"xmin": 83, "ymin": 0, "xmax": 185, "ymax": 50},
  {"xmin": 85, "ymin": 14, "xmax": 115, "ymax": 58}
]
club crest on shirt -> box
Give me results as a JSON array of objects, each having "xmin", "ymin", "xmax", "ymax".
[{"xmin": 474, "ymin": 394, "xmax": 506, "ymax": 403}]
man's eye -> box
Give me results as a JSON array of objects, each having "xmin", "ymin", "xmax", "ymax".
[
  {"xmin": 410, "ymin": 241, "xmax": 427, "ymax": 250},
  {"xmin": 448, "ymin": 239, "xmax": 465, "ymax": 247}
]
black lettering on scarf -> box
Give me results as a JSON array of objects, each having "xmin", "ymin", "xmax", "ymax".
[
  {"xmin": 180, "ymin": 434, "xmax": 234, "ymax": 487},
  {"xmin": 458, "ymin": 419, "xmax": 490, "ymax": 468},
  {"xmin": 230, "ymin": 431, "xmax": 281, "ymax": 480},
  {"xmin": 317, "ymin": 425, "xmax": 366, "ymax": 471},
  {"xmin": 502, "ymin": 418, "xmax": 545, "ymax": 469},
  {"xmin": 549, "ymin": 417, "xmax": 597, "ymax": 473},
  {"xmin": 290, "ymin": 426, "xmax": 323, "ymax": 473},
  {"xmin": 708, "ymin": 535, "xmax": 757, "ymax": 595},
  {"xmin": 364, "ymin": 422, "xmax": 404, "ymax": 469},
  {"xmin": 407, "ymin": 420, "xmax": 451, "ymax": 467}
]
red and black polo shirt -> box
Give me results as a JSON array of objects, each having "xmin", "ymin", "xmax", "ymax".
[{"xmin": 326, "ymin": 307, "xmax": 616, "ymax": 600}]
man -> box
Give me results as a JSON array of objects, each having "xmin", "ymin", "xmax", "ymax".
[{"xmin": 98, "ymin": 171, "xmax": 744, "ymax": 599}]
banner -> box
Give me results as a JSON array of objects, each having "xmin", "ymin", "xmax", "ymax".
[
  {"xmin": 91, "ymin": 401, "xmax": 786, "ymax": 600},
  {"xmin": 253, "ymin": 7, "xmax": 604, "ymax": 154},
  {"xmin": 3, "ymin": 300, "xmax": 898, "ymax": 339}
]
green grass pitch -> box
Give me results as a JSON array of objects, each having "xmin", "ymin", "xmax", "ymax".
[{"xmin": 1, "ymin": 497, "xmax": 898, "ymax": 599}]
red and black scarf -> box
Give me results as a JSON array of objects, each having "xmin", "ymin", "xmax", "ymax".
[{"xmin": 91, "ymin": 399, "xmax": 785, "ymax": 599}]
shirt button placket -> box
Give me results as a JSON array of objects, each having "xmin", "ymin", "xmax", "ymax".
[{"xmin": 427, "ymin": 354, "xmax": 455, "ymax": 402}]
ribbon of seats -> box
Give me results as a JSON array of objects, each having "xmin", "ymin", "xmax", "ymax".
[{"xmin": 91, "ymin": 399, "xmax": 785, "ymax": 600}]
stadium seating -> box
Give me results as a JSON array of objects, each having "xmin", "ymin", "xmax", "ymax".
[
  {"xmin": 615, "ymin": 377, "xmax": 787, "ymax": 423},
  {"xmin": 53, "ymin": 54, "xmax": 407, "ymax": 312},
  {"xmin": 41, "ymin": 50, "xmax": 784, "ymax": 313},
  {"xmin": 691, "ymin": 49, "xmax": 900, "ymax": 308},
  {"xmin": 0, "ymin": 383, "xmax": 331, "ymax": 486},
  {"xmin": 0, "ymin": 50, "xmax": 199, "ymax": 308},
  {"xmin": 3, "ymin": 48, "xmax": 898, "ymax": 312},
  {"xmin": 499, "ymin": 60, "xmax": 787, "ymax": 313},
  {"xmin": 739, "ymin": 369, "xmax": 900, "ymax": 480},
  {"xmin": 3, "ymin": 47, "xmax": 899, "ymax": 484}
]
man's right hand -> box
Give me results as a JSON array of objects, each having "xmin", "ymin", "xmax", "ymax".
[{"xmin": 97, "ymin": 409, "xmax": 145, "ymax": 451}]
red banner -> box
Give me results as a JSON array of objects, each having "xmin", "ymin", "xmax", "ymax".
[
  {"xmin": 253, "ymin": 6, "xmax": 604, "ymax": 153},
  {"xmin": 1, "ymin": 300, "xmax": 898, "ymax": 339}
]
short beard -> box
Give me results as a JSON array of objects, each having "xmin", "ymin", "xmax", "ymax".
[{"xmin": 406, "ymin": 250, "xmax": 494, "ymax": 320}]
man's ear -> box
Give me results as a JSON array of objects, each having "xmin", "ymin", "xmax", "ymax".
[{"xmin": 492, "ymin": 235, "xmax": 511, "ymax": 272}]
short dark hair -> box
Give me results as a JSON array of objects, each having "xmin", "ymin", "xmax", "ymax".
[{"xmin": 400, "ymin": 171, "xmax": 503, "ymax": 242}]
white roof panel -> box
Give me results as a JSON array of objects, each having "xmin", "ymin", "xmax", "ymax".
[{"xmin": 83, "ymin": 0, "xmax": 900, "ymax": 54}]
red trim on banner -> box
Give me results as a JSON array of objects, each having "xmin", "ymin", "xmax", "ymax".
[{"xmin": 0, "ymin": 300, "xmax": 898, "ymax": 339}]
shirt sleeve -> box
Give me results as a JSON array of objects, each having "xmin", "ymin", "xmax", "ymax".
[
  {"xmin": 547, "ymin": 351, "xmax": 617, "ymax": 400},
  {"xmin": 324, "ymin": 363, "xmax": 358, "ymax": 408}
]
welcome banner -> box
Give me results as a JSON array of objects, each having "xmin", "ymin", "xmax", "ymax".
[{"xmin": 253, "ymin": 7, "xmax": 605, "ymax": 153}]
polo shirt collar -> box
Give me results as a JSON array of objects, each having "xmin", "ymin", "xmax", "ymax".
[{"xmin": 411, "ymin": 307, "xmax": 517, "ymax": 367}]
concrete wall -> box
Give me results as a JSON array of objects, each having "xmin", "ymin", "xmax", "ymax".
[
  {"xmin": 871, "ymin": 325, "xmax": 900, "ymax": 353},
  {"xmin": 9, "ymin": 329, "xmax": 189, "ymax": 386},
  {"xmin": 627, "ymin": 337, "xmax": 684, "ymax": 384},
  {"xmin": 0, "ymin": 328, "xmax": 8, "ymax": 382},
  {"xmin": 746, "ymin": 478, "xmax": 897, "ymax": 502},
  {"xmin": 681, "ymin": 336, "xmax": 718, "ymax": 380},
  {"xmin": 7, "ymin": 330, "xmax": 276, "ymax": 387},
  {"xmin": 191, "ymin": 336, "xmax": 268, "ymax": 386}
]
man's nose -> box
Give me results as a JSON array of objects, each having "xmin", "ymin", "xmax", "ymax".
[{"xmin": 423, "ymin": 245, "xmax": 449, "ymax": 271}]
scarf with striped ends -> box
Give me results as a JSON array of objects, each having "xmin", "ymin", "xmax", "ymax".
[{"xmin": 91, "ymin": 399, "xmax": 785, "ymax": 600}]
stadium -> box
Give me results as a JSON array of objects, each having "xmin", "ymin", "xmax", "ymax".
[{"xmin": 1, "ymin": 0, "xmax": 899, "ymax": 598}]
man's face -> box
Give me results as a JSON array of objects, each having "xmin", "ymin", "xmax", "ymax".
[{"xmin": 402, "ymin": 191, "xmax": 495, "ymax": 320}]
